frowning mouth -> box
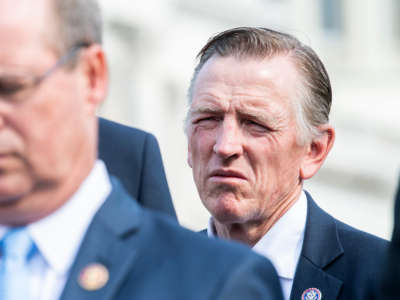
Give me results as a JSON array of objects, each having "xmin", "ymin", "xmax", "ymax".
[
  {"xmin": 0, "ymin": 153, "xmax": 21, "ymax": 168},
  {"xmin": 0, "ymin": 153, "xmax": 12, "ymax": 159},
  {"xmin": 209, "ymin": 169, "xmax": 247, "ymax": 182},
  {"xmin": 0, "ymin": 152, "xmax": 16, "ymax": 158}
]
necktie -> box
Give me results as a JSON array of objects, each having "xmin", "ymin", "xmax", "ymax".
[{"xmin": 0, "ymin": 227, "xmax": 34, "ymax": 300}]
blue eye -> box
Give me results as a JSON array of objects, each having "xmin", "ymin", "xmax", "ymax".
[
  {"xmin": 194, "ymin": 116, "xmax": 221, "ymax": 124},
  {"xmin": 243, "ymin": 120, "xmax": 271, "ymax": 132},
  {"xmin": 192, "ymin": 116, "xmax": 222, "ymax": 130}
]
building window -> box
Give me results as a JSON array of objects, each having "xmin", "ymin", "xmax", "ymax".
[
  {"xmin": 321, "ymin": 0, "xmax": 343, "ymax": 33},
  {"xmin": 395, "ymin": 0, "xmax": 400, "ymax": 39}
]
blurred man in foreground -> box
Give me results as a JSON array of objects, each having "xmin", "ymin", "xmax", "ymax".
[
  {"xmin": 0, "ymin": 3, "xmax": 283, "ymax": 299},
  {"xmin": 186, "ymin": 27, "xmax": 388, "ymax": 300}
]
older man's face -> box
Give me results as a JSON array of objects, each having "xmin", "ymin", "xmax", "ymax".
[
  {"xmin": 0, "ymin": 0, "xmax": 98, "ymax": 221},
  {"xmin": 187, "ymin": 55, "xmax": 308, "ymax": 225}
]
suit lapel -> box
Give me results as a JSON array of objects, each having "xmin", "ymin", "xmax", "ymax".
[
  {"xmin": 290, "ymin": 192, "xmax": 344, "ymax": 300},
  {"xmin": 290, "ymin": 256, "xmax": 342, "ymax": 300},
  {"xmin": 199, "ymin": 229, "xmax": 207, "ymax": 235},
  {"xmin": 60, "ymin": 178, "xmax": 143, "ymax": 300}
]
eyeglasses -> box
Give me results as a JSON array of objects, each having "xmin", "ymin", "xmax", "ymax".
[{"xmin": 0, "ymin": 42, "xmax": 90, "ymax": 104}]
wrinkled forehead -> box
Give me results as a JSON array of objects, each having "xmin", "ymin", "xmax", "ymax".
[
  {"xmin": 0, "ymin": 0, "xmax": 54, "ymax": 45},
  {"xmin": 0, "ymin": 0, "xmax": 51, "ymax": 25},
  {"xmin": 0, "ymin": 0, "xmax": 56, "ymax": 67},
  {"xmin": 190, "ymin": 54, "xmax": 301, "ymax": 115}
]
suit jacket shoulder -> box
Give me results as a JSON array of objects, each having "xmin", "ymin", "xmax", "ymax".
[
  {"xmin": 98, "ymin": 117, "xmax": 176, "ymax": 219},
  {"xmin": 290, "ymin": 191, "xmax": 388, "ymax": 300},
  {"xmin": 60, "ymin": 178, "xmax": 283, "ymax": 300}
]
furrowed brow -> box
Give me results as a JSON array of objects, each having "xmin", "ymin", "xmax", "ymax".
[
  {"xmin": 189, "ymin": 104, "xmax": 224, "ymax": 116},
  {"xmin": 237, "ymin": 106, "xmax": 273, "ymax": 123}
]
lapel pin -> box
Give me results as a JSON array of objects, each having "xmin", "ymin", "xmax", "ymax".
[
  {"xmin": 78, "ymin": 262, "xmax": 109, "ymax": 291},
  {"xmin": 301, "ymin": 288, "xmax": 322, "ymax": 300}
]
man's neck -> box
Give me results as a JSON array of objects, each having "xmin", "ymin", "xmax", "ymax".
[{"xmin": 213, "ymin": 185, "xmax": 303, "ymax": 247}]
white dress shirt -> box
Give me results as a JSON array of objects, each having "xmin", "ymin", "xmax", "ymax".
[
  {"xmin": 207, "ymin": 191, "xmax": 308, "ymax": 300},
  {"xmin": 0, "ymin": 160, "xmax": 112, "ymax": 300}
]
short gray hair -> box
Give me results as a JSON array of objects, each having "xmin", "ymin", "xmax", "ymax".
[
  {"xmin": 187, "ymin": 27, "xmax": 332, "ymax": 144},
  {"xmin": 51, "ymin": 0, "xmax": 102, "ymax": 54}
]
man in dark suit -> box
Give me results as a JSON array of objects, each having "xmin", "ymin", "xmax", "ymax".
[
  {"xmin": 379, "ymin": 178, "xmax": 400, "ymax": 299},
  {"xmin": 0, "ymin": 2, "xmax": 283, "ymax": 300},
  {"xmin": 98, "ymin": 118, "xmax": 177, "ymax": 219},
  {"xmin": 59, "ymin": 178, "xmax": 283, "ymax": 300},
  {"xmin": 185, "ymin": 27, "xmax": 388, "ymax": 300}
]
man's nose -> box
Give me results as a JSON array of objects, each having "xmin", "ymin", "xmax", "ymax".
[{"xmin": 213, "ymin": 119, "xmax": 243, "ymax": 159}]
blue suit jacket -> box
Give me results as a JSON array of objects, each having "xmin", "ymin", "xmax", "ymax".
[
  {"xmin": 59, "ymin": 178, "xmax": 283, "ymax": 300},
  {"xmin": 289, "ymin": 192, "xmax": 388, "ymax": 300},
  {"xmin": 201, "ymin": 191, "xmax": 388, "ymax": 299},
  {"xmin": 98, "ymin": 118, "xmax": 177, "ymax": 219}
]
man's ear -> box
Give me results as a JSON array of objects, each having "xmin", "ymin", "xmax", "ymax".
[
  {"xmin": 79, "ymin": 44, "xmax": 108, "ymax": 114},
  {"xmin": 300, "ymin": 125, "xmax": 335, "ymax": 180}
]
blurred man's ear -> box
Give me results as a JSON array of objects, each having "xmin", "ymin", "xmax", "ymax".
[
  {"xmin": 300, "ymin": 125, "xmax": 335, "ymax": 180},
  {"xmin": 79, "ymin": 44, "xmax": 108, "ymax": 114}
]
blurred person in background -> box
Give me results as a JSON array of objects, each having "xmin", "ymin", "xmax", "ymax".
[
  {"xmin": 0, "ymin": 3, "xmax": 284, "ymax": 299},
  {"xmin": 98, "ymin": 118, "xmax": 176, "ymax": 219},
  {"xmin": 185, "ymin": 27, "xmax": 388, "ymax": 300}
]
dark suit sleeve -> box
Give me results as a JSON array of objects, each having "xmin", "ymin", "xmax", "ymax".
[
  {"xmin": 138, "ymin": 132, "xmax": 177, "ymax": 219},
  {"xmin": 216, "ymin": 255, "xmax": 283, "ymax": 300},
  {"xmin": 98, "ymin": 117, "xmax": 177, "ymax": 219}
]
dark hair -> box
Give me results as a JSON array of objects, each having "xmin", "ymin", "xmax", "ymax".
[{"xmin": 187, "ymin": 27, "xmax": 332, "ymax": 143}]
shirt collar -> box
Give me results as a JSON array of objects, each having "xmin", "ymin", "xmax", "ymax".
[
  {"xmin": 26, "ymin": 160, "xmax": 111, "ymax": 274},
  {"xmin": 207, "ymin": 190, "xmax": 307, "ymax": 280},
  {"xmin": 0, "ymin": 227, "xmax": 8, "ymax": 239}
]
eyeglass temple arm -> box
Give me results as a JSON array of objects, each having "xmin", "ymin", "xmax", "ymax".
[{"xmin": 33, "ymin": 42, "xmax": 91, "ymax": 85}]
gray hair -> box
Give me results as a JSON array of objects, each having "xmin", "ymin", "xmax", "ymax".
[
  {"xmin": 51, "ymin": 0, "xmax": 102, "ymax": 55},
  {"xmin": 187, "ymin": 27, "xmax": 332, "ymax": 144}
]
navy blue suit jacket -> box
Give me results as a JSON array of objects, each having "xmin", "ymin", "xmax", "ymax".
[
  {"xmin": 59, "ymin": 178, "xmax": 283, "ymax": 300},
  {"xmin": 98, "ymin": 117, "xmax": 177, "ymax": 219},
  {"xmin": 201, "ymin": 191, "xmax": 388, "ymax": 299},
  {"xmin": 289, "ymin": 192, "xmax": 388, "ymax": 300}
]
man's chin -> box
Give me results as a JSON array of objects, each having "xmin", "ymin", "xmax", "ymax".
[
  {"xmin": 203, "ymin": 189, "xmax": 250, "ymax": 221},
  {"xmin": 0, "ymin": 177, "xmax": 31, "ymax": 206},
  {"xmin": 0, "ymin": 192, "xmax": 26, "ymax": 206},
  {"xmin": 209, "ymin": 203, "xmax": 246, "ymax": 225}
]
